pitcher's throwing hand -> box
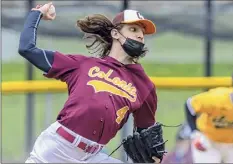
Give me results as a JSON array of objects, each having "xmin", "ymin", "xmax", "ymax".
[{"xmin": 31, "ymin": 2, "xmax": 56, "ymax": 20}]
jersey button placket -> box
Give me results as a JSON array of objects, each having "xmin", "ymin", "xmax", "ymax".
[{"xmin": 98, "ymin": 118, "xmax": 104, "ymax": 142}]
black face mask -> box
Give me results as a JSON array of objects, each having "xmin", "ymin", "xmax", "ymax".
[{"xmin": 122, "ymin": 38, "xmax": 145, "ymax": 58}]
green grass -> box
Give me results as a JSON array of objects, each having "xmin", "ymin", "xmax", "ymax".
[{"xmin": 2, "ymin": 61, "xmax": 232, "ymax": 162}]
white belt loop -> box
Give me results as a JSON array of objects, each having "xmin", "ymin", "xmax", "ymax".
[
  {"xmin": 73, "ymin": 135, "xmax": 81, "ymax": 147},
  {"xmin": 80, "ymin": 150, "xmax": 93, "ymax": 161},
  {"xmin": 81, "ymin": 144, "xmax": 102, "ymax": 161},
  {"xmin": 93, "ymin": 145, "xmax": 102, "ymax": 156}
]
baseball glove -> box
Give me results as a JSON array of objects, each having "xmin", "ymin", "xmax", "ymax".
[{"xmin": 122, "ymin": 122, "xmax": 167, "ymax": 163}]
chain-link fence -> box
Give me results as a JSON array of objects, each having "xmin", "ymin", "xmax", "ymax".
[
  {"xmin": 3, "ymin": 1, "xmax": 233, "ymax": 39},
  {"xmin": 2, "ymin": 1, "xmax": 233, "ymax": 63}
]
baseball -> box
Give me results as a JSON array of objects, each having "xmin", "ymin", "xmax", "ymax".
[{"xmin": 48, "ymin": 5, "xmax": 56, "ymax": 16}]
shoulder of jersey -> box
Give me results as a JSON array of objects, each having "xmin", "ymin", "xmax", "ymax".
[{"xmin": 68, "ymin": 54, "xmax": 91, "ymax": 60}]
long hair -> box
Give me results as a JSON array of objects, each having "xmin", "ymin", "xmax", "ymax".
[
  {"xmin": 76, "ymin": 14, "xmax": 117, "ymax": 58},
  {"xmin": 76, "ymin": 14, "xmax": 148, "ymax": 61}
]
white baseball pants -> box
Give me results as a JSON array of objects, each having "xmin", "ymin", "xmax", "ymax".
[{"xmin": 25, "ymin": 121, "xmax": 123, "ymax": 163}]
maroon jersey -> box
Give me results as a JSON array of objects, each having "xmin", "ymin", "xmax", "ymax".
[{"xmin": 45, "ymin": 51, "xmax": 157, "ymax": 145}]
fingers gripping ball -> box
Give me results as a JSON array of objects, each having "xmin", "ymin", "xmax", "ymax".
[
  {"xmin": 122, "ymin": 122, "xmax": 167, "ymax": 163},
  {"xmin": 48, "ymin": 5, "xmax": 55, "ymax": 16}
]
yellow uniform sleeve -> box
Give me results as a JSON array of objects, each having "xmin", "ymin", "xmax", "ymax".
[{"xmin": 188, "ymin": 87, "xmax": 233, "ymax": 115}]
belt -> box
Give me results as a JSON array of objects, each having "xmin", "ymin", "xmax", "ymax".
[{"xmin": 56, "ymin": 126, "xmax": 102, "ymax": 154}]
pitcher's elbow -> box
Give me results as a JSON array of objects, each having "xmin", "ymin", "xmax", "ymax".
[
  {"xmin": 18, "ymin": 46, "xmax": 30, "ymax": 56},
  {"xmin": 18, "ymin": 48, "xmax": 25, "ymax": 55}
]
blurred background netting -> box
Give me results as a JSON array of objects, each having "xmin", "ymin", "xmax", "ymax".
[
  {"xmin": 2, "ymin": 1, "xmax": 233, "ymax": 163},
  {"xmin": 2, "ymin": 1, "xmax": 233, "ymax": 63}
]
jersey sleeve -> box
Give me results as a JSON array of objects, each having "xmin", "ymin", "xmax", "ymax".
[
  {"xmin": 44, "ymin": 51, "xmax": 87, "ymax": 82},
  {"xmin": 133, "ymin": 88, "xmax": 157, "ymax": 128},
  {"xmin": 18, "ymin": 10, "xmax": 55, "ymax": 73}
]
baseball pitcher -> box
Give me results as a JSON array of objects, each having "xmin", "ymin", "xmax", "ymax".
[{"xmin": 18, "ymin": 2, "xmax": 166, "ymax": 163}]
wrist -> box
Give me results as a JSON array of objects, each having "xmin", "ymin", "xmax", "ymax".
[
  {"xmin": 24, "ymin": 10, "xmax": 43, "ymax": 29},
  {"xmin": 30, "ymin": 10, "xmax": 43, "ymax": 17}
]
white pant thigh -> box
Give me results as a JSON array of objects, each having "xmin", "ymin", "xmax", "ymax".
[
  {"xmin": 25, "ymin": 122, "xmax": 109, "ymax": 163},
  {"xmin": 25, "ymin": 158, "xmax": 36, "ymax": 163},
  {"xmin": 25, "ymin": 155, "xmax": 42, "ymax": 163},
  {"xmin": 87, "ymin": 152, "xmax": 123, "ymax": 163}
]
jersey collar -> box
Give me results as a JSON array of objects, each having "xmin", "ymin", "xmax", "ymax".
[{"xmin": 103, "ymin": 56, "xmax": 144, "ymax": 71}]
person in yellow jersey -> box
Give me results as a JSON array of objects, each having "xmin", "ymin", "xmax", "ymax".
[{"xmin": 185, "ymin": 87, "xmax": 233, "ymax": 163}]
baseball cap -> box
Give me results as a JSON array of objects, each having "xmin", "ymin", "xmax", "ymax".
[{"xmin": 112, "ymin": 9, "xmax": 156, "ymax": 35}]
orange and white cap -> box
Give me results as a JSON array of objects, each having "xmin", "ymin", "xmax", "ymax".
[{"xmin": 112, "ymin": 9, "xmax": 156, "ymax": 35}]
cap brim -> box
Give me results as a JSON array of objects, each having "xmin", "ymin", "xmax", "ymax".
[{"xmin": 122, "ymin": 19, "xmax": 156, "ymax": 34}]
